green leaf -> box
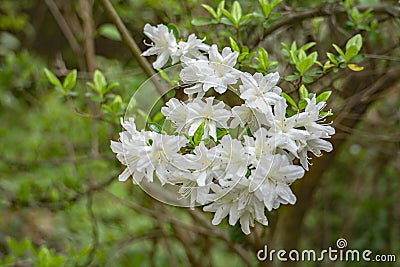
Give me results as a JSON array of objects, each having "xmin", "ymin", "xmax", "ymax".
[
  {"xmin": 44, "ymin": 68, "xmax": 63, "ymax": 90},
  {"xmin": 332, "ymin": 44, "xmax": 345, "ymax": 57},
  {"xmin": 106, "ymin": 82, "xmax": 119, "ymax": 92},
  {"xmin": 98, "ymin": 23, "xmax": 121, "ymax": 41},
  {"xmin": 300, "ymin": 42, "xmax": 316, "ymax": 51},
  {"xmin": 298, "ymin": 50, "xmax": 307, "ymax": 62},
  {"xmin": 299, "ymin": 84, "xmax": 308, "ymax": 99},
  {"xmin": 229, "ymin": 37, "xmax": 240, "ymax": 52},
  {"xmin": 282, "ymin": 93, "xmax": 298, "ymax": 109},
  {"xmin": 298, "ymin": 57, "xmax": 314, "ymax": 75},
  {"xmin": 302, "ymin": 75, "xmax": 314, "ymax": 83},
  {"xmin": 148, "ymin": 123, "xmax": 162, "ymax": 134},
  {"xmin": 166, "ymin": 89, "xmax": 176, "ymax": 98},
  {"xmin": 309, "ymin": 51, "xmax": 318, "ymax": 62},
  {"xmin": 222, "ymin": 9, "xmax": 235, "ymax": 24},
  {"xmin": 290, "ymin": 41, "xmax": 297, "ymax": 52},
  {"xmin": 202, "ymin": 4, "xmax": 217, "ymax": 19},
  {"xmin": 231, "ymin": 1, "xmax": 242, "ymax": 25},
  {"xmin": 239, "ymin": 13, "xmax": 253, "ymax": 25},
  {"xmin": 257, "ymin": 47, "xmax": 269, "ymax": 70},
  {"xmin": 316, "ymin": 91, "xmax": 332, "ymax": 103},
  {"xmin": 152, "ymin": 111, "xmax": 165, "ymax": 123},
  {"xmin": 286, "ymin": 108, "xmax": 297, "ymax": 117},
  {"xmin": 93, "ymin": 70, "xmax": 107, "ymax": 95},
  {"xmin": 217, "ymin": 1, "xmax": 225, "ymax": 19},
  {"xmin": 346, "ymin": 34, "xmax": 362, "ymax": 51},
  {"xmin": 290, "ymin": 50, "xmax": 299, "ymax": 66},
  {"xmin": 63, "ymin": 69, "xmax": 77, "ymax": 91},
  {"xmin": 167, "ymin": 23, "xmax": 180, "ymax": 39},
  {"xmin": 326, "ymin": 52, "xmax": 338, "ymax": 65},
  {"xmin": 284, "ymin": 74, "xmax": 299, "ymax": 81},
  {"xmin": 345, "ymin": 45, "xmax": 359, "ymax": 61},
  {"xmin": 182, "ymin": 132, "xmax": 195, "ymax": 146},
  {"xmin": 272, "ymin": 0, "xmax": 283, "ymax": 7},
  {"xmin": 298, "ymin": 99, "xmax": 308, "ymax": 111},
  {"xmin": 350, "ymin": 7, "xmax": 360, "ymax": 23},
  {"xmin": 217, "ymin": 128, "xmax": 228, "ymax": 140},
  {"xmin": 193, "ymin": 122, "xmax": 205, "ymax": 145},
  {"xmin": 259, "ymin": 0, "xmax": 272, "ymax": 18},
  {"xmin": 191, "ymin": 17, "xmax": 216, "ymax": 26}
]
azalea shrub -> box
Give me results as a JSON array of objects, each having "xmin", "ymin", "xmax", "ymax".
[{"xmin": 110, "ymin": 22, "xmax": 340, "ymax": 234}]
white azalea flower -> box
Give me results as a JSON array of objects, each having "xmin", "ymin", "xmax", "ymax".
[
  {"xmin": 172, "ymin": 34, "xmax": 210, "ymax": 62},
  {"xmin": 297, "ymin": 133, "xmax": 334, "ymax": 170},
  {"xmin": 183, "ymin": 142, "xmax": 217, "ymax": 186},
  {"xmin": 142, "ymin": 24, "xmax": 178, "ymax": 68},
  {"xmin": 161, "ymin": 98, "xmax": 188, "ymax": 132},
  {"xmin": 136, "ymin": 132, "xmax": 186, "ymax": 184},
  {"xmin": 230, "ymin": 104, "xmax": 269, "ymax": 133},
  {"xmin": 294, "ymin": 96, "xmax": 335, "ymax": 170},
  {"xmin": 264, "ymin": 99, "xmax": 309, "ymax": 156},
  {"xmin": 111, "ymin": 118, "xmax": 146, "ymax": 183},
  {"xmin": 204, "ymin": 179, "xmax": 268, "ymax": 235},
  {"xmin": 186, "ymin": 97, "xmax": 231, "ymax": 140},
  {"xmin": 251, "ymin": 154, "xmax": 305, "ymax": 211},
  {"xmin": 239, "ymin": 72, "xmax": 283, "ymax": 112},
  {"xmin": 243, "ymin": 128, "xmax": 275, "ymax": 163},
  {"xmin": 180, "ymin": 44, "xmax": 241, "ymax": 96},
  {"xmin": 166, "ymin": 169, "xmax": 211, "ymax": 208},
  {"xmin": 215, "ymin": 135, "xmax": 250, "ymax": 181}
]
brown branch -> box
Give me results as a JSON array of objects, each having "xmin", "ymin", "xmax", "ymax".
[
  {"xmin": 43, "ymin": 0, "xmax": 82, "ymax": 56},
  {"xmin": 106, "ymin": 192, "xmax": 254, "ymax": 266},
  {"xmin": 251, "ymin": 4, "xmax": 400, "ymax": 48},
  {"xmin": 99, "ymin": 0, "xmax": 167, "ymax": 96},
  {"xmin": 79, "ymin": 0, "xmax": 97, "ymax": 72},
  {"xmin": 78, "ymin": 0, "xmax": 100, "ymax": 157}
]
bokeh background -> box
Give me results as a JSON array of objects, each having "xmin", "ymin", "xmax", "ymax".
[{"xmin": 0, "ymin": 0, "xmax": 399, "ymax": 266}]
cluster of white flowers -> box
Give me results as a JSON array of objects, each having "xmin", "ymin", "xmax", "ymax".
[{"xmin": 111, "ymin": 24, "xmax": 335, "ymax": 234}]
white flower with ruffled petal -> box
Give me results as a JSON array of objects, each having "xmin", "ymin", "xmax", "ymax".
[
  {"xmin": 230, "ymin": 104, "xmax": 270, "ymax": 133},
  {"xmin": 239, "ymin": 72, "xmax": 283, "ymax": 112},
  {"xmin": 180, "ymin": 45, "xmax": 241, "ymax": 96},
  {"xmin": 173, "ymin": 34, "xmax": 210, "ymax": 62},
  {"xmin": 141, "ymin": 24, "xmax": 178, "ymax": 68},
  {"xmin": 161, "ymin": 98, "xmax": 188, "ymax": 132},
  {"xmin": 251, "ymin": 154, "xmax": 305, "ymax": 211},
  {"xmin": 111, "ymin": 118, "xmax": 147, "ymax": 183},
  {"xmin": 186, "ymin": 97, "xmax": 231, "ymax": 140},
  {"xmin": 183, "ymin": 142, "xmax": 218, "ymax": 186},
  {"xmin": 215, "ymin": 135, "xmax": 250, "ymax": 181},
  {"xmin": 264, "ymin": 99, "xmax": 309, "ymax": 156},
  {"xmin": 204, "ymin": 179, "xmax": 268, "ymax": 235}
]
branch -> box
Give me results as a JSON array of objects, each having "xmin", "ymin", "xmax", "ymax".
[
  {"xmin": 99, "ymin": 0, "xmax": 167, "ymax": 96},
  {"xmin": 79, "ymin": 0, "xmax": 97, "ymax": 72},
  {"xmin": 44, "ymin": 0, "xmax": 82, "ymax": 56},
  {"xmin": 251, "ymin": 4, "xmax": 400, "ymax": 47}
]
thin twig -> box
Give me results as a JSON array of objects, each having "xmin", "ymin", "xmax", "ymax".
[
  {"xmin": 44, "ymin": 0, "xmax": 81, "ymax": 56},
  {"xmin": 100, "ymin": 0, "xmax": 167, "ymax": 96},
  {"xmin": 79, "ymin": 0, "xmax": 97, "ymax": 72},
  {"xmin": 251, "ymin": 4, "xmax": 400, "ymax": 48}
]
